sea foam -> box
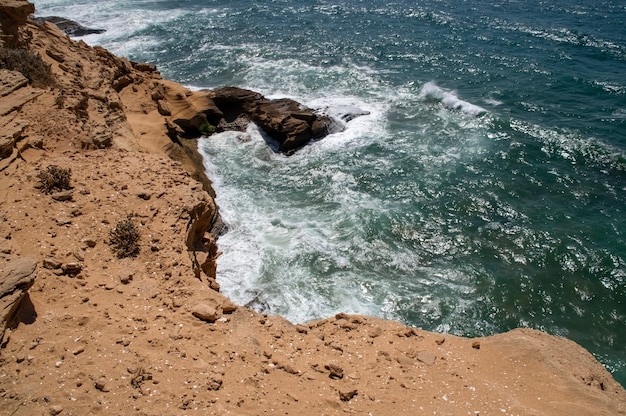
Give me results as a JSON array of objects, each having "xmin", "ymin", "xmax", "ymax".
[{"xmin": 418, "ymin": 82, "xmax": 487, "ymax": 116}]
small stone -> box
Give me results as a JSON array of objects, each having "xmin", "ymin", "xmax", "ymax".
[
  {"xmin": 435, "ymin": 337, "xmax": 446, "ymax": 345},
  {"xmin": 55, "ymin": 217, "xmax": 72, "ymax": 226},
  {"xmin": 43, "ymin": 258, "xmax": 62, "ymax": 269},
  {"xmin": 207, "ymin": 376, "xmax": 222, "ymax": 391},
  {"xmin": 396, "ymin": 355, "xmax": 414, "ymax": 367},
  {"xmin": 221, "ymin": 299, "xmax": 238, "ymax": 314},
  {"xmin": 277, "ymin": 362, "xmax": 299, "ymax": 375},
  {"xmin": 169, "ymin": 326, "xmax": 183, "ymax": 340},
  {"xmin": 51, "ymin": 190, "xmax": 73, "ymax": 202},
  {"xmin": 192, "ymin": 303, "xmax": 218, "ymax": 323},
  {"xmin": 398, "ymin": 328, "xmax": 420, "ymax": 337},
  {"xmin": 339, "ymin": 389, "xmax": 358, "ymax": 402},
  {"xmin": 295, "ymin": 324, "xmax": 308, "ymax": 334},
  {"xmin": 335, "ymin": 319, "xmax": 355, "ymax": 330},
  {"xmin": 325, "ymin": 363, "xmax": 344, "ymax": 380},
  {"xmin": 49, "ymin": 405, "xmax": 63, "ymax": 415},
  {"xmin": 82, "ymin": 239, "xmax": 97, "ymax": 248},
  {"xmin": 137, "ymin": 192, "xmax": 151, "ymax": 200},
  {"xmin": 120, "ymin": 274, "xmax": 133, "ymax": 285},
  {"xmin": 94, "ymin": 377, "xmax": 109, "ymax": 392},
  {"xmin": 61, "ymin": 262, "xmax": 82, "ymax": 276},
  {"xmin": 415, "ymin": 351, "xmax": 437, "ymax": 366},
  {"xmin": 335, "ymin": 312, "xmax": 349, "ymax": 321},
  {"xmin": 472, "ymin": 341, "xmax": 481, "ymax": 350},
  {"xmin": 368, "ymin": 326, "xmax": 384, "ymax": 338},
  {"xmin": 73, "ymin": 346, "xmax": 85, "ymax": 355}
]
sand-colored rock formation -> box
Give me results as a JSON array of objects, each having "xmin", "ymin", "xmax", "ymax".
[
  {"xmin": 1, "ymin": 2, "xmax": 625, "ymax": 415},
  {"xmin": 156, "ymin": 82, "xmax": 342, "ymax": 154},
  {"xmin": 0, "ymin": 0, "xmax": 33, "ymax": 47}
]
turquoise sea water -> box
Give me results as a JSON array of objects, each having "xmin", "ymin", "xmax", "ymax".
[{"xmin": 35, "ymin": 0, "xmax": 626, "ymax": 385}]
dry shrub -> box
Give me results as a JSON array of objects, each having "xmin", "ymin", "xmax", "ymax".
[
  {"xmin": 0, "ymin": 47, "xmax": 54, "ymax": 88},
  {"xmin": 37, "ymin": 165, "xmax": 71, "ymax": 194},
  {"xmin": 109, "ymin": 216, "xmax": 140, "ymax": 258}
]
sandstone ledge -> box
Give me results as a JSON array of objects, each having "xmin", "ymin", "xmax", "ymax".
[{"xmin": 0, "ymin": 2, "xmax": 625, "ymax": 415}]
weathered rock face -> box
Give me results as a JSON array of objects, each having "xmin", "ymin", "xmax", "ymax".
[
  {"xmin": 0, "ymin": 69, "xmax": 41, "ymax": 170},
  {"xmin": 32, "ymin": 16, "xmax": 106, "ymax": 37},
  {"xmin": 0, "ymin": 257, "xmax": 37, "ymax": 342},
  {"xmin": 0, "ymin": 0, "xmax": 34, "ymax": 48}
]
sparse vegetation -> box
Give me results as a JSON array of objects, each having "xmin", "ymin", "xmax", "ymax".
[
  {"xmin": 0, "ymin": 47, "xmax": 55, "ymax": 88},
  {"xmin": 199, "ymin": 121, "xmax": 216, "ymax": 136},
  {"xmin": 109, "ymin": 215, "xmax": 141, "ymax": 258},
  {"xmin": 36, "ymin": 165, "xmax": 72, "ymax": 194}
]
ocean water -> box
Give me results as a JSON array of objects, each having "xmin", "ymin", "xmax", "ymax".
[{"xmin": 34, "ymin": 0, "xmax": 626, "ymax": 386}]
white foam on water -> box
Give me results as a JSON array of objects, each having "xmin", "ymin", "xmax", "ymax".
[
  {"xmin": 197, "ymin": 115, "xmax": 403, "ymax": 323},
  {"xmin": 34, "ymin": 0, "xmax": 187, "ymax": 57},
  {"xmin": 418, "ymin": 82, "xmax": 487, "ymax": 116}
]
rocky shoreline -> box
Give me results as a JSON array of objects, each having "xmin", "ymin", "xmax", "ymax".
[{"xmin": 1, "ymin": 2, "xmax": 625, "ymax": 414}]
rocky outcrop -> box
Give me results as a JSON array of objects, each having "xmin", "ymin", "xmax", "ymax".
[
  {"xmin": 185, "ymin": 191, "xmax": 223, "ymax": 291},
  {"xmin": 32, "ymin": 16, "xmax": 106, "ymax": 37},
  {"xmin": 211, "ymin": 87, "xmax": 343, "ymax": 153},
  {"xmin": 156, "ymin": 83, "xmax": 344, "ymax": 154},
  {"xmin": 0, "ymin": 69, "xmax": 41, "ymax": 171},
  {"xmin": 0, "ymin": 257, "xmax": 37, "ymax": 342},
  {"xmin": 0, "ymin": 0, "xmax": 34, "ymax": 48}
]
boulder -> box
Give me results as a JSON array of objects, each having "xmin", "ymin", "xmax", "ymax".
[{"xmin": 1, "ymin": 257, "xmax": 37, "ymax": 341}]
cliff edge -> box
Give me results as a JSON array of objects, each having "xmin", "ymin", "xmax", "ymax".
[{"xmin": 1, "ymin": 2, "xmax": 625, "ymax": 415}]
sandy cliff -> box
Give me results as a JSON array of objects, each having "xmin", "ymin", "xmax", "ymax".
[{"xmin": 1, "ymin": 2, "xmax": 625, "ymax": 415}]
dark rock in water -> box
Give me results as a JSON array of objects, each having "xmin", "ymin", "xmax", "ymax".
[
  {"xmin": 33, "ymin": 16, "xmax": 106, "ymax": 37},
  {"xmin": 209, "ymin": 87, "xmax": 344, "ymax": 154}
]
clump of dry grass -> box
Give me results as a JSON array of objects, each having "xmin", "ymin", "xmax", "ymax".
[
  {"xmin": 0, "ymin": 47, "xmax": 55, "ymax": 88},
  {"xmin": 109, "ymin": 215, "xmax": 141, "ymax": 258},
  {"xmin": 36, "ymin": 165, "xmax": 71, "ymax": 194}
]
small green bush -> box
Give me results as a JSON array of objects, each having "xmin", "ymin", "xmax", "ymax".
[
  {"xmin": 0, "ymin": 47, "xmax": 54, "ymax": 88},
  {"xmin": 37, "ymin": 165, "xmax": 71, "ymax": 194},
  {"xmin": 109, "ymin": 216, "xmax": 140, "ymax": 258},
  {"xmin": 199, "ymin": 121, "xmax": 216, "ymax": 136}
]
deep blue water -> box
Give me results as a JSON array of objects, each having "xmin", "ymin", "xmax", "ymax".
[{"xmin": 35, "ymin": 0, "xmax": 626, "ymax": 386}]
